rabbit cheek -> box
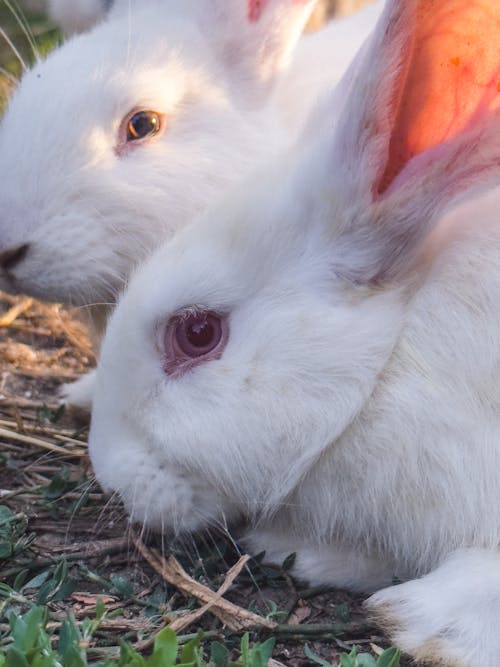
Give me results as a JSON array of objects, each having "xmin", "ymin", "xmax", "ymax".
[
  {"xmin": 121, "ymin": 467, "xmax": 223, "ymax": 534},
  {"xmin": 90, "ymin": 423, "xmax": 225, "ymax": 533}
]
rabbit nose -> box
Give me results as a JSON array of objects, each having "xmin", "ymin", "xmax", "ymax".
[{"xmin": 0, "ymin": 244, "xmax": 29, "ymax": 272}]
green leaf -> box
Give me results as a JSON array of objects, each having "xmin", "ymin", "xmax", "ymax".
[
  {"xmin": 11, "ymin": 607, "xmax": 45, "ymax": 652},
  {"xmin": 180, "ymin": 634, "xmax": 202, "ymax": 663},
  {"xmin": 355, "ymin": 654, "xmax": 377, "ymax": 667},
  {"xmin": 23, "ymin": 607, "xmax": 46, "ymax": 652},
  {"xmin": 36, "ymin": 403, "xmax": 65, "ymax": 424},
  {"xmin": 53, "ymin": 558, "xmax": 69, "ymax": 586},
  {"xmin": 13, "ymin": 570, "xmax": 29, "ymax": 592},
  {"xmin": 304, "ymin": 644, "xmax": 332, "ymax": 667},
  {"xmin": 339, "ymin": 648, "xmax": 359, "ymax": 667},
  {"xmin": 5, "ymin": 647, "xmax": 30, "ymax": 667},
  {"xmin": 210, "ymin": 641, "xmax": 229, "ymax": 667},
  {"xmin": 0, "ymin": 506, "xmax": 14, "ymax": 525},
  {"xmin": 24, "ymin": 571, "xmax": 51, "ymax": 591},
  {"xmin": 240, "ymin": 633, "xmax": 250, "ymax": 664},
  {"xmin": 118, "ymin": 641, "xmax": 147, "ymax": 667},
  {"xmin": 36, "ymin": 579, "xmax": 57, "ymax": 606},
  {"xmin": 31, "ymin": 653, "xmax": 54, "ymax": 667},
  {"xmin": 0, "ymin": 541, "xmax": 12, "ymax": 559},
  {"xmin": 252, "ymin": 637, "xmax": 275, "ymax": 667},
  {"xmin": 146, "ymin": 628, "xmax": 178, "ymax": 667},
  {"xmin": 95, "ymin": 597, "xmax": 106, "ymax": 621},
  {"xmin": 376, "ymin": 647, "xmax": 401, "ymax": 667},
  {"xmin": 59, "ymin": 617, "xmax": 82, "ymax": 661},
  {"xmin": 51, "ymin": 578, "xmax": 78, "ymax": 602},
  {"xmin": 110, "ymin": 574, "xmax": 133, "ymax": 598},
  {"xmin": 60, "ymin": 644, "xmax": 87, "ymax": 667},
  {"xmin": 44, "ymin": 469, "xmax": 78, "ymax": 500}
]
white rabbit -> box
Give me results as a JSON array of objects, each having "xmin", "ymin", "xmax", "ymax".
[
  {"xmin": 0, "ymin": 0, "xmax": 321, "ymax": 304},
  {"xmin": 0, "ymin": 0, "xmax": 383, "ymax": 409},
  {"xmin": 0, "ymin": 0, "xmax": 324, "ymax": 405},
  {"xmin": 89, "ymin": 0, "xmax": 500, "ymax": 664}
]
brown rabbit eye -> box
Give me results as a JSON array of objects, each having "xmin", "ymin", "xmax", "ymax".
[
  {"xmin": 163, "ymin": 309, "xmax": 229, "ymax": 376},
  {"xmin": 126, "ymin": 111, "xmax": 161, "ymax": 141}
]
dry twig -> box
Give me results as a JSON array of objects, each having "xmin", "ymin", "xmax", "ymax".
[
  {"xmin": 0, "ymin": 426, "xmax": 86, "ymax": 457},
  {"xmin": 0, "ymin": 297, "xmax": 33, "ymax": 327},
  {"xmin": 133, "ymin": 532, "xmax": 277, "ymax": 634}
]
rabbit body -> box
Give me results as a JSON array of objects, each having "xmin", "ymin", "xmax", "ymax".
[{"xmin": 89, "ymin": 0, "xmax": 500, "ymax": 664}]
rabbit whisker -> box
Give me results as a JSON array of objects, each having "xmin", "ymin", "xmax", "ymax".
[
  {"xmin": 0, "ymin": 26, "xmax": 27, "ymax": 71},
  {"xmin": 3, "ymin": 0, "xmax": 41, "ymax": 63}
]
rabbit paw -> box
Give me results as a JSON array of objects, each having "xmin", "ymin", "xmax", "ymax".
[
  {"xmin": 60, "ymin": 369, "xmax": 96, "ymax": 411},
  {"xmin": 366, "ymin": 549, "xmax": 500, "ymax": 667},
  {"xmin": 243, "ymin": 529, "xmax": 394, "ymax": 592}
]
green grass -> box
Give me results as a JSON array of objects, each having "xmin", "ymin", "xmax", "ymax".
[
  {"xmin": 0, "ymin": 599, "xmax": 400, "ymax": 667},
  {"xmin": 0, "ymin": 0, "xmax": 60, "ymax": 111},
  {"xmin": 1, "ymin": 602, "xmax": 277, "ymax": 667}
]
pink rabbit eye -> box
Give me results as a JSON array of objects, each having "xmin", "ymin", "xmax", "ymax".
[
  {"xmin": 163, "ymin": 309, "xmax": 229, "ymax": 376},
  {"xmin": 176, "ymin": 313, "xmax": 222, "ymax": 357}
]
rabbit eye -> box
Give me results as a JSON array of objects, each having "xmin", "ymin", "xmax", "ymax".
[
  {"xmin": 126, "ymin": 110, "xmax": 161, "ymax": 141},
  {"xmin": 163, "ymin": 310, "xmax": 229, "ymax": 376},
  {"xmin": 176, "ymin": 312, "xmax": 222, "ymax": 356}
]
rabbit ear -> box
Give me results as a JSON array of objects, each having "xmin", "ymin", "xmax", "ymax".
[
  {"xmin": 109, "ymin": 0, "xmax": 316, "ymax": 106},
  {"xmin": 328, "ymin": 0, "xmax": 500, "ymax": 283},
  {"xmin": 203, "ymin": 0, "xmax": 318, "ymax": 106}
]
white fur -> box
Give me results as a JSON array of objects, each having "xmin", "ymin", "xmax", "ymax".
[
  {"xmin": 0, "ymin": 0, "xmax": 310, "ymax": 304},
  {"xmin": 89, "ymin": 1, "xmax": 500, "ymax": 664},
  {"xmin": 0, "ymin": 0, "xmax": 381, "ymax": 407},
  {"xmin": 367, "ymin": 549, "xmax": 500, "ymax": 666},
  {"xmin": 273, "ymin": 1, "xmax": 383, "ymax": 129}
]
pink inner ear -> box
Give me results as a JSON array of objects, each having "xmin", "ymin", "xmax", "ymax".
[
  {"xmin": 380, "ymin": 0, "xmax": 500, "ymax": 193},
  {"xmin": 247, "ymin": 0, "xmax": 309, "ymax": 22},
  {"xmin": 248, "ymin": 0, "xmax": 267, "ymax": 22}
]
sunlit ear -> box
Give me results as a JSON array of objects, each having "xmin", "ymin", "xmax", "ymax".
[
  {"xmin": 201, "ymin": 0, "xmax": 318, "ymax": 107},
  {"xmin": 327, "ymin": 0, "xmax": 500, "ymax": 283}
]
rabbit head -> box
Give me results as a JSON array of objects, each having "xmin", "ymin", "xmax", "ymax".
[
  {"xmin": 89, "ymin": 0, "xmax": 500, "ymax": 535},
  {"xmin": 0, "ymin": 0, "xmax": 316, "ymax": 305}
]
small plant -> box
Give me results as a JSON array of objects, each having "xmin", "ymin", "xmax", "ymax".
[
  {"xmin": 0, "ymin": 506, "xmax": 35, "ymax": 561},
  {"xmin": 305, "ymin": 644, "xmax": 401, "ymax": 667},
  {"xmin": 0, "ymin": 605, "xmax": 277, "ymax": 667},
  {"xmin": 35, "ymin": 403, "xmax": 66, "ymax": 425}
]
